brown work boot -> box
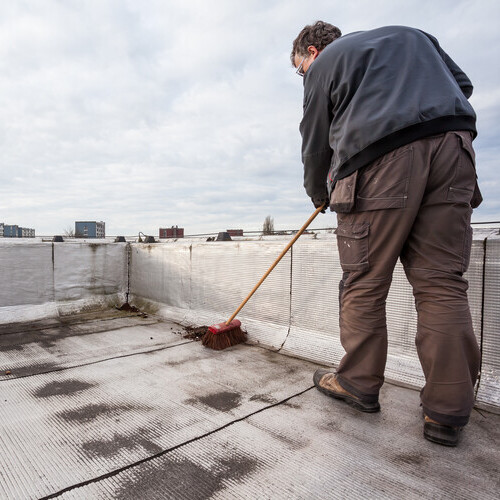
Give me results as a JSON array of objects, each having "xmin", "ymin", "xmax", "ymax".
[
  {"xmin": 423, "ymin": 415, "xmax": 462, "ymax": 447},
  {"xmin": 313, "ymin": 369, "xmax": 380, "ymax": 413}
]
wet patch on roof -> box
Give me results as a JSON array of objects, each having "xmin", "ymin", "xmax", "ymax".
[
  {"xmin": 34, "ymin": 379, "xmax": 95, "ymax": 398},
  {"xmin": 1, "ymin": 361, "xmax": 59, "ymax": 379},
  {"xmin": 81, "ymin": 431, "xmax": 163, "ymax": 459},
  {"xmin": 113, "ymin": 451, "xmax": 260, "ymax": 499},
  {"xmin": 114, "ymin": 456, "xmax": 221, "ymax": 499},
  {"xmin": 217, "ymin": 453, "xmax": 260, "ymax": 481},
  {"xmin": 56, "ymin": 403, "xmax": 137, "ymax": 424},
  {"xmin": 0, "ymin": 314, "xmax": 157, "ymax": 352},
  {"xmin": 0, "ymin": 326, "xmax": 71, "ymax": 351},
  {"xmin": 186, "ymin": 391, "xmax": 242, "ymax": 412}
]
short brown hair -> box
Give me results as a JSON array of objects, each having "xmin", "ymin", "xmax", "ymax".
[{"xmin": 291, "ymin": 21, "xmax": 342, "ymax": 65}]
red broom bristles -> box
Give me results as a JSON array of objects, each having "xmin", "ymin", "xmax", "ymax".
[{"xmin": 201, "ymin": 325, "xmax": 246, "ymax": 350}]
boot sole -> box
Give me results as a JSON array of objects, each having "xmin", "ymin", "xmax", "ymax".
[{"xmin": 424, "ymin": 422, "xmax": 461, "ymax": 447}]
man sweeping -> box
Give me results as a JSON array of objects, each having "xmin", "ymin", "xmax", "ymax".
[{"xmin": 291, "ymin": 21, "xmax": 482, "ymax": 446}]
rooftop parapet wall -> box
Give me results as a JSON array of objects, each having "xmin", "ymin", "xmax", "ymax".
[
  {"xmin": 128, "ymin": 235, "xmax": 499, "ymax": 413},
  {"xmin": 0, "ymin": 241, "xmax": 128, "ymax": 323},
  {"xmin": 0, "ymin": 235, "xmax": 498, "ymax": 412}
]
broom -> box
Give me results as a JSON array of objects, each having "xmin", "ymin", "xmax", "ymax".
[{"xmin": 202, "ymin": 204, "xmax": 326, "ymax": 350}]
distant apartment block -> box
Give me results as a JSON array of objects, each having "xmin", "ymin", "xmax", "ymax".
[
  {"xmin": 20, "ymin": 227, "xmax": 35, "ymax": 237},
  {"xmin": 159, "ymin": 226, "xmax": 184, "ymax": 239},
  {"xmin": 0, "ymin": 223, "xmax": 35, "ymax": 238},
  {"xmin": 75, "ymin": 221, "xmax": 106, "ymax": 238}
]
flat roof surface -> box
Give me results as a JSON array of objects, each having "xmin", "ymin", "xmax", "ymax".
[{"xmin": 0, "ymin": 311, "xmax": 498, "ymax": 499}]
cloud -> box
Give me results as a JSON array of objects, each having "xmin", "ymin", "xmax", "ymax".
[{"xmin": 0, "ymin": 0, "xmax": 499, "ymax": 235}]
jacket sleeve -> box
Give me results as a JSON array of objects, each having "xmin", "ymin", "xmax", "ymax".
[
  {"xmin": 421, "ymin": 31, "xmax": 473, "ymax": 98},
  {"xmin": 299, "ymin": 74, "xmax": 333, "ymax": 200}
]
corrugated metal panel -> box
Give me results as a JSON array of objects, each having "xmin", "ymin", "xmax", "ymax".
[
  {"xmin": 0, "ymin": 331, "xmax": 316, "ymax": 500},
  {"xmin": 57, "ymin": 386, "xmax": 499, "ymax": 500}
]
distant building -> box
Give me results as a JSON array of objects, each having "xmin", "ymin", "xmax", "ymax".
[
  {"xmin": 227, "ymin": 229, "xmax": 244, "ymax": 237},
  {"xmin": 20, "ymin": 227, "xmax": 36, "ymax": 238},
  {"xmin": 159, "ymin": 226, "xmax": 184, "ymax": 239},
  {"xmin": 75, "ymin": 221, "xmax": 105, "ymax": 238},
  {"xmin": 3, "ymin": 225, "xmax": 19, "ymax": 237},
  {"xmin": 0, "ymin": 223, "xmax": 35, "ymax": 238}
]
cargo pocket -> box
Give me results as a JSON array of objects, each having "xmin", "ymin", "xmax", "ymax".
[
  {"xmin": 447, "ymin": 132, "xmax": 476, "ymax": 206},
  {"xmin": 334, "ymin": 221, "xmax": 370, "ymax": 272},
  {"xmin": 355, "ymin": 147, "xmax": 412, "ymax": 211},
  {"xmin": 330, "ymin": 170, "xmax": 358, "ymax": 213}
]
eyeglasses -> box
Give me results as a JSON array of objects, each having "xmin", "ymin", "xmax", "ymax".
[{"xmin": 296, "ymin": 57, "xmax": 306, "ymax": 77}]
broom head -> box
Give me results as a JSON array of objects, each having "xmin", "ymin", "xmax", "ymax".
[{"xmin": 202, "ymin": 319, "xmax": 246, "ymax": 350}]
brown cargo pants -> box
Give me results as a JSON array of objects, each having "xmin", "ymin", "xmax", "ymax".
[{"xmin": 331, "ymin": 131, "xmax": 481, "ymax": 427}]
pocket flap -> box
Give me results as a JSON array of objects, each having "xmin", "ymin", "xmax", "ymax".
[
  {"xmin": 455, "ymin": 131, "xmax": 476, "ymax": 165},
  {"xmin": 334, "ymin": 222, "xmax": 369, "ymax": 239}
]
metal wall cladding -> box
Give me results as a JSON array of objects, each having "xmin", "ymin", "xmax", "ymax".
[{"xmin": 477, "ymin": 237, "xmax": 500, "ymax": 411}]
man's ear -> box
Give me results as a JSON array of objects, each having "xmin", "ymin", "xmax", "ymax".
[{"xmin": 307, "ymin": 45, "xmax": 320, "ymax": 59}]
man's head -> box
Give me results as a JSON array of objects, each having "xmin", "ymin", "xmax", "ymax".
[{"xmin": 291, "ymin": 21, "xmax": 341, "ymax": 75}]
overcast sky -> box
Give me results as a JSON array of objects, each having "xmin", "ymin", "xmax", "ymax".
[{"xmin": 1, "ymin": 0, "xmax": 499, "ymax": 236}]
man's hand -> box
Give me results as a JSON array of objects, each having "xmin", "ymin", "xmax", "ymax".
[{"xmin": 312, "ymin": 196, "xmax": 330, "ymax": 213}]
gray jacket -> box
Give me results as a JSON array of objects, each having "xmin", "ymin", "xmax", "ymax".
[{"xmin": 299, "ymin": 26, "xmax": 477, "ymax": 200}]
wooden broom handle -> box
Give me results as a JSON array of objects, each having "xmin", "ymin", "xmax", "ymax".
[{"xmin": 226, "ymin": 204, "xmax": 326, "ymax": 325}]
